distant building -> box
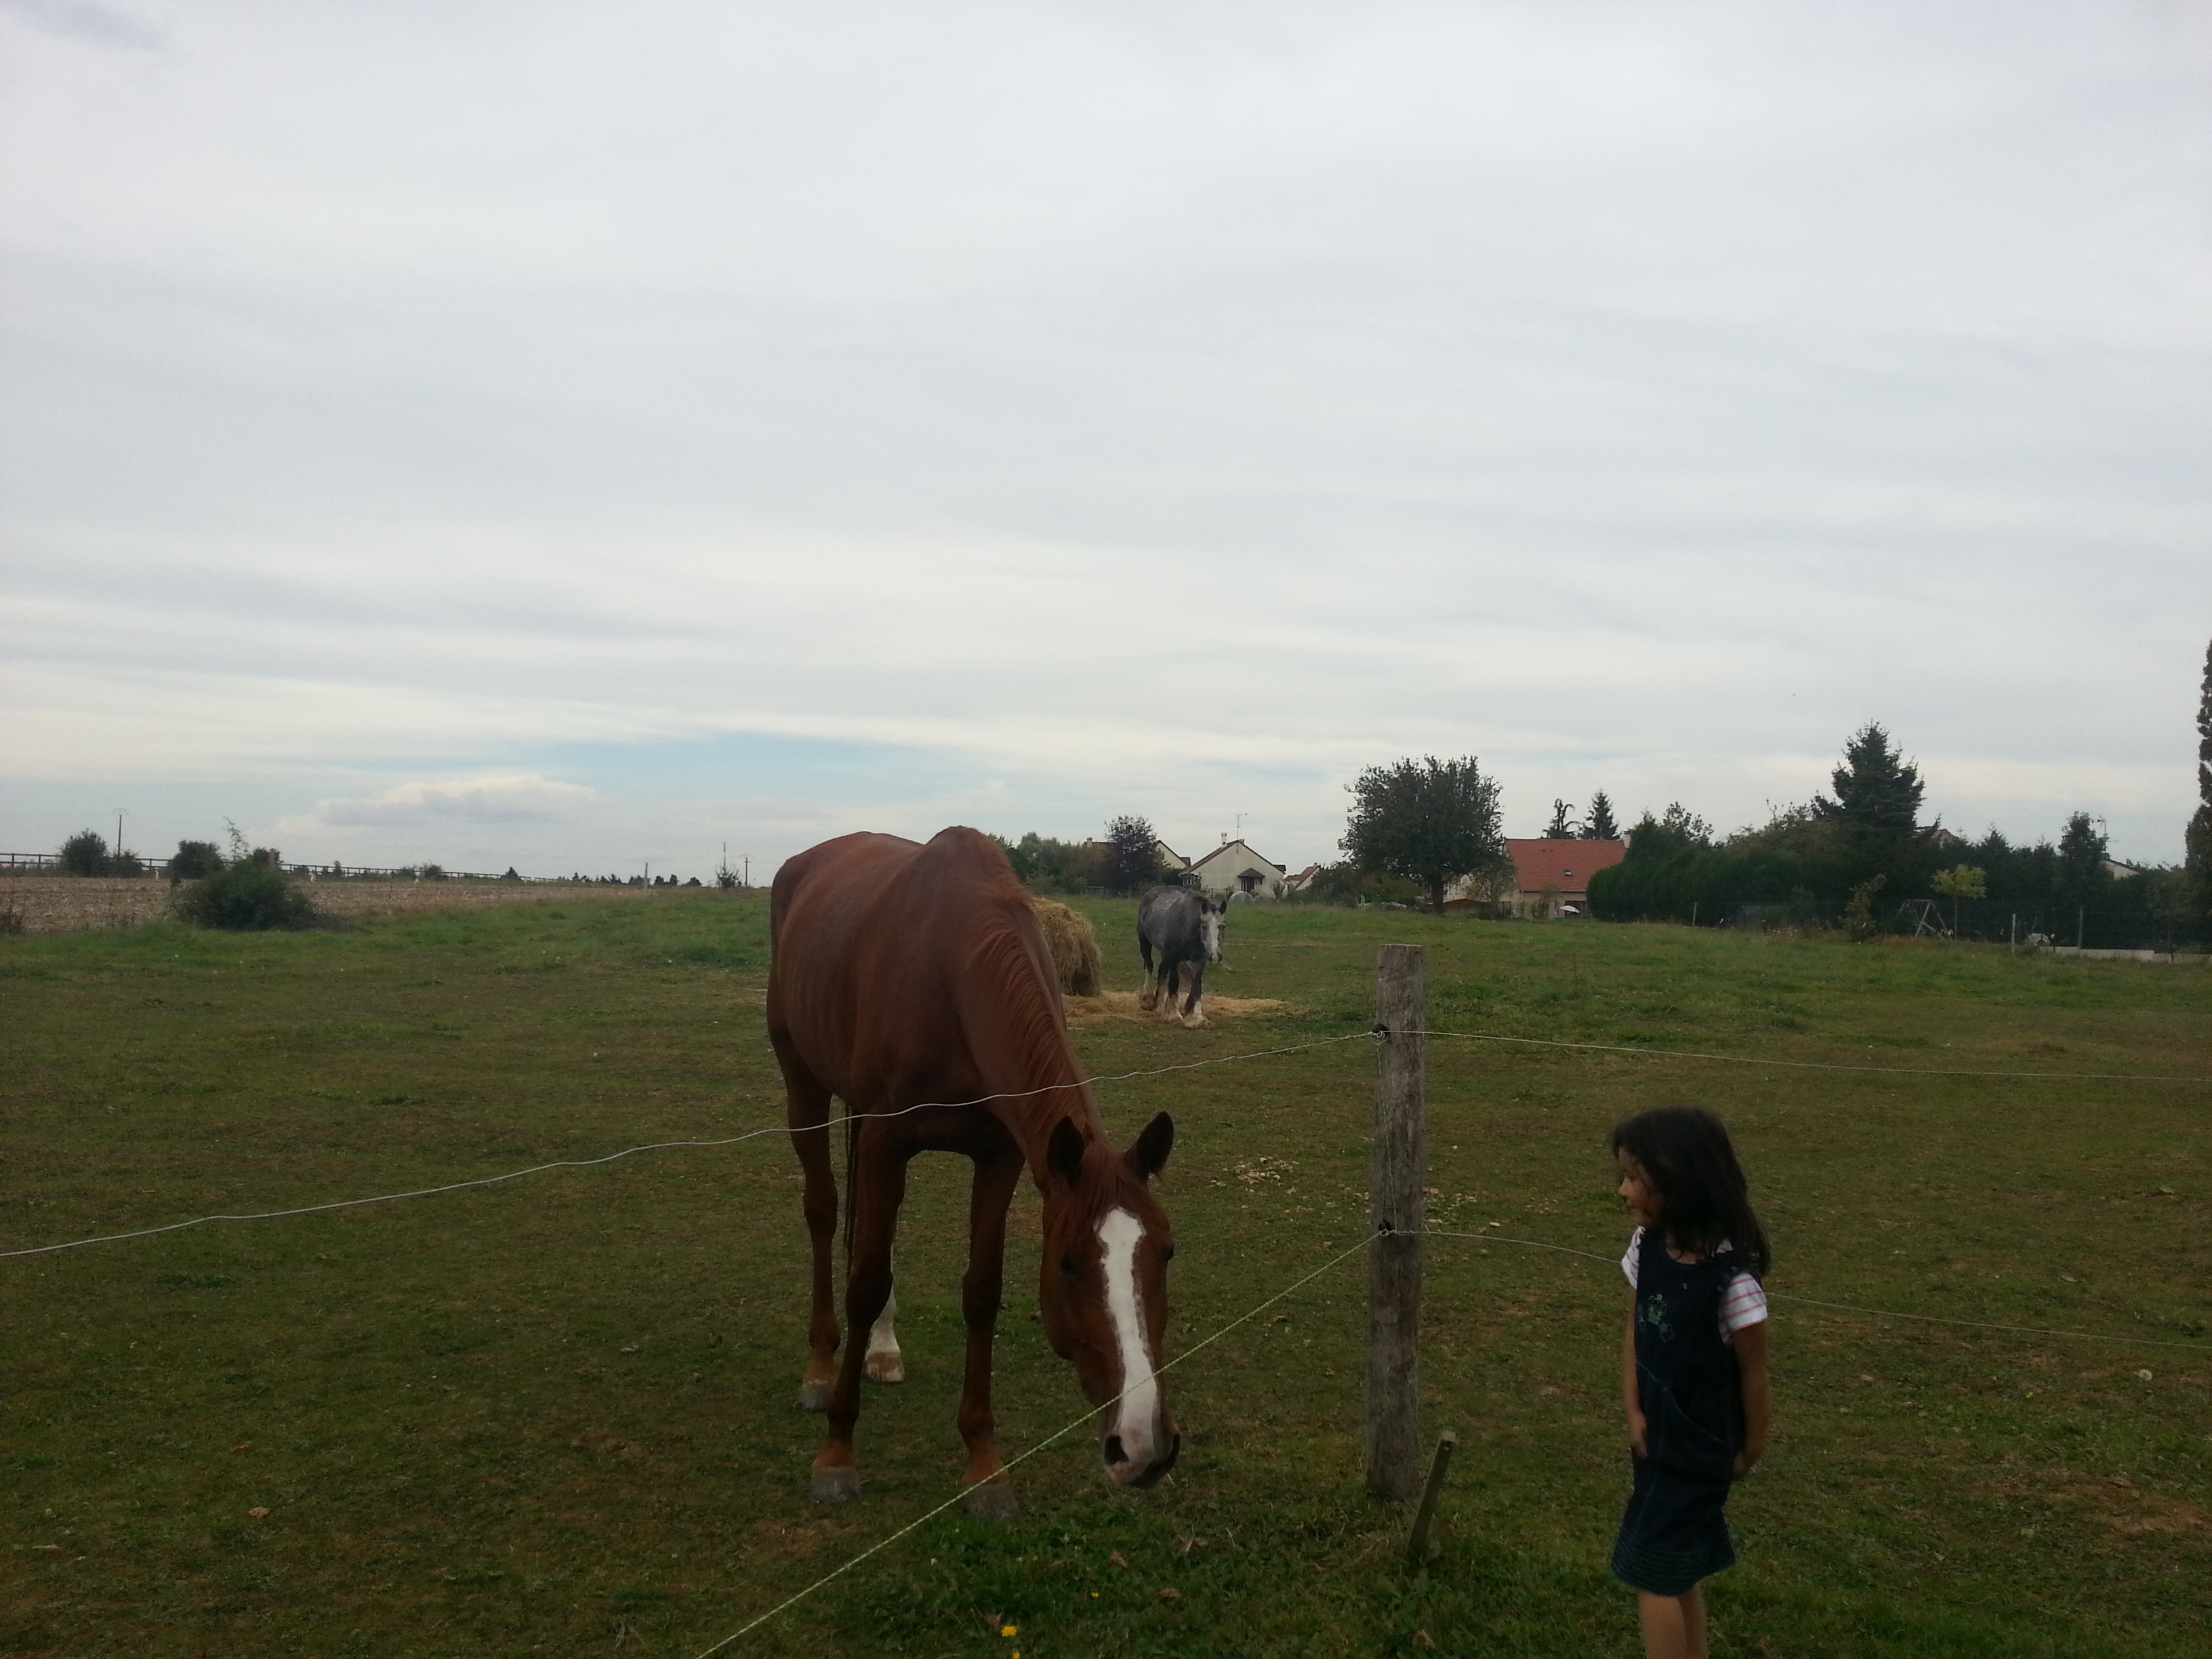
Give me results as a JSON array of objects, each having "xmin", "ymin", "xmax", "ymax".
[
  {"xmin": 1188, "ymin": 837, "xmax": 1288, "ymax": 899},
  {"xmin": 1285, "ymin": 863, "xmax": 1326, "ymax": 895},
  {"xmin": 1444, "ymin": 838, "xmax": 1628, "ymax": 917}
]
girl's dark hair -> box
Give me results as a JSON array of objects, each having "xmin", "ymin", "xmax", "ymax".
[{"xmin": 1610, "ymin": 1106, "xmax": 1770, "ymax": 1278}]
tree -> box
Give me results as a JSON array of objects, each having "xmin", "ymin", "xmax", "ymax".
[
  {"xmin": 1099, "ymin": 815, "xmax": 1162, "ymax": 895},
  {"xmin": 58, "ymin": 829, "xmax": 109, "ymax": 876},
  {"xmin": 1583, "ymin": 792, "xmax": 1620, "ymax": 840},
  {"xmin": 1929, "ymin": 863, "xmax": 1987, "ymax": 937},
  {"xmin": 1343, "ymin": 754, "xmax": 1511, "ymax": 916},
  {"xmin": 2189, "ymin": 636, "xmax": 2212, "ymax": 911},
  {"xmin": 2055, "ymin": 812, "xmax": 2110, "ymax": 916},
  {"xmin": 1544, "ymin": 798, "xmax": 1578, "ymax": 839},
  {"xmin": 1813, "ymin": 723, "xmax": 1924, "ymax": 836},
  {"xmin": 169, "ymin": 839, "xmax": 226, "ymax": 882}
]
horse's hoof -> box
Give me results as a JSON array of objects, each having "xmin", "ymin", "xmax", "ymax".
[
  {"xmin": 963, "ymin": 1481, "xmax": 1019, "ymax": 1521},
  {"xmin": 811, "ymin": 1464, "xmax": 862, "ymax": 1504},
  {"xmin": 1180, "ymin": 1012, "xmax": 1208, "ymax": 1029},
  {"xmin": 865, "ymin": 1351, "xmax": 905, "ymax": 1384},
  {"xmin": 1137, "ymin": 994, "xmax": 1157, "ymax": 1012},
  {"xmin": 796, "ymin": 1378, "xmax": 832, "ymax": 1412}
]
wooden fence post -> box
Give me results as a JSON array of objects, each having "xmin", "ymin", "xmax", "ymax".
[{"xmin": 1366, "ymin": 943, "xmax": 1426, "ymax": 1501}]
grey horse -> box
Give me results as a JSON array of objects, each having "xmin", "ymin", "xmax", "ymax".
[{"xmin": 1136, "ymin": 886, "xmax": 1226, "ymax": 1028}]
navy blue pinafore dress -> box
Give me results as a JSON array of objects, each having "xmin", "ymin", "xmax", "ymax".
[{"xmin": 1610, "ymin": 1227, "xmax": 1746, "ymax": 1597}]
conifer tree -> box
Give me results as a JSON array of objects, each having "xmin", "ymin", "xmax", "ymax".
[
  {"xmin": 1813, "ymin": 724, "xmax": 1924, "ymax": 836},
  {"xmin": 2188, "ymin": 637, "xmax": 2212, "ymax": 905},
  {"xmin": 1584, "ymin": 791, "xmax": 1620, "ymax": 840}
]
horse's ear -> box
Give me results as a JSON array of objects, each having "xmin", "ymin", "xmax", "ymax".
[
  {"xmin": 1126, "ymin": 1111, "xmax": 1174, "ymax": 1181},
  {"xmin": 1048, "ymin": 1116, "xmax": 1087, "ymax": 1186}
]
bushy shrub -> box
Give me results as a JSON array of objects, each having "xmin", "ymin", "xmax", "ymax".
[
  {"xmin": 169, "ymin": 840, "xmax": 226, "ymax": 881},
  {"xmin": 59, "ymin": 830, "xmax": 110, "ymax": 876},
  {"xmin": 173, "ymin": 848, "xmax": 317, "ymax": 930}
]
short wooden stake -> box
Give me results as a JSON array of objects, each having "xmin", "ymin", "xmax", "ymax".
[
  {"xmin": 1366, "ymin": 943, "xmax": 1426, "ymax": 1501},
  {"xmin": 1405, "ymin": 1431, "xmax": 1457, "ymax": 1567}
]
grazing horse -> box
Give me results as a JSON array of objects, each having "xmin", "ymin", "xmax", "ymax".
[
  {"xmin": 1136, "ymin": 886, "xmax": 1226, "ymax": 1028},
  {"xmin": 768, "ymin": 827, "xmax": 1180, "ymax": 1517}
]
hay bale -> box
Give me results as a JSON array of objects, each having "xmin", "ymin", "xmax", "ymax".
[{"xmin": 1029, "ymin": 899, "xmax": 1102, "ymax": 997}]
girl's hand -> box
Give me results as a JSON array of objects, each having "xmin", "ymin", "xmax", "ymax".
[
  {"xmin": 1732, "ymin": 1446, "xmax": 1762, "ymax": 1477},
  {"xmin": 1627, "ymin": 1408, "xmax": 1648, "ymax": 1460}
]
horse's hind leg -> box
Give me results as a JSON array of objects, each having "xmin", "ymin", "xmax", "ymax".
[
  {"xmin": 779, "ymin": 1063, "xmax": 840, "ymax": 1412},
  {"xmin": 813, "ymin": 1139, "xmax": 907, "ymax": 1503},
  {"xmin": 1137, "ymin": 934, "xmax": 1159, "ymax": 1011},
  {"xmin": 1181, "ymin": 960, "xmax": 1208, "ymax": 1028}
]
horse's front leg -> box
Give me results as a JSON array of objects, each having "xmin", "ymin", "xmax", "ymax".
[
  {"xmin": 956, "ymin": 1141, "xmax": 1026, "ymax": 1519},
  {"xmin": 812, "ymin": 1140, "xmax": 907, "ymax": 1503},
  {"xmin": 1180, "ymin": 958, "xmax": 1208, "ymax": 1028},
  {"xmin": 1158, "ymin": 959, "xmax": 1183, "ymax": 1021}
]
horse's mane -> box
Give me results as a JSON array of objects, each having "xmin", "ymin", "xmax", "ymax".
[{"xmin": 960, "ymin": 909, "xmax": 1090, "ymax": 1135}]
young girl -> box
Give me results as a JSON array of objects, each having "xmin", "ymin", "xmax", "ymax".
[{"xmin": 1610, "ymin": 1107, "xmax": 1771, "ymax": 1659}]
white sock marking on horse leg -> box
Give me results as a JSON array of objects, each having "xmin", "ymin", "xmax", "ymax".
[
  {"xmin": 865, "ymin": 1269, "xmax": 903, "ymax": 1382},
  {"xmin": 1097, "ymin": 1208, "xmax": 1158, "ymax": 1469}
]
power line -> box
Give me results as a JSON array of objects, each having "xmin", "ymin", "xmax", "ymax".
[
  {"xmin": 1405, "ymin": 1027, "xmax": 2210, "ymax": 1085},
  {"xmin": 1417, "ymin": 1229, "xmax": 2212, "ymax": 1353},
  {"xmin": 690, "ymin": 1233, "xmax": 1378, "ymax": 1657}
]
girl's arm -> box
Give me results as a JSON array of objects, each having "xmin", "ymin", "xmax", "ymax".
[
  {"xmin": 1733, "ymin": 1318, "xmax": 1770, "ymax": 1476},
  {"xmin": 1622, "ymin": 1294, "xmax": 1646, "ymax": 1458}
]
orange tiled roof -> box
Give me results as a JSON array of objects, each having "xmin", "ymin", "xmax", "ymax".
[{"xmin": 1504, "ymin": 838, "xmax": 1626, "ymax": 896}]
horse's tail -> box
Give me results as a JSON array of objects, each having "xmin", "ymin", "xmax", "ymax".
[{"xmin": 841, "ymin": 1109, "xmax": 861, "ymax": 1262}]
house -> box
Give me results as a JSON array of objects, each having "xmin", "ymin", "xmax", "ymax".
[
  {"xmin": 1187, "ymin": 837, "xmax": 1288, "ymax": 899},
  {"xmin": 1285, "ymin": 863, "xmax": 1326, "ymax": 895},
  {"xmin": 1444, "ymin": 838, "xmax": 1628, "ymax": 917}
]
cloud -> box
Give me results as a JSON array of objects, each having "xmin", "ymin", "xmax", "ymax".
[
  {"xmin": 3, "ymin": 3, "xmax": 2207, "ymax": 871},
  {"xmin": 279, "ymin": 775, "xmax": 598, "ymax": 836}
]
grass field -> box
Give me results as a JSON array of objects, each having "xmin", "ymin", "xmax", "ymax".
[{"xmin": 4, "ymin": 893, "xmax": 2207, "ymax": 1658}]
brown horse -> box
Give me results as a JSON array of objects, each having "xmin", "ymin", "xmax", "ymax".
[{"xmin": 768, "ymin": 827, "xmax": 1179, "ymax": 1517}]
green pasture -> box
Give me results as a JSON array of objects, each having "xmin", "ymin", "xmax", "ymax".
[{"xmin": 3, "ymin": 893, "xmax": 2207, "ymax": 1657}]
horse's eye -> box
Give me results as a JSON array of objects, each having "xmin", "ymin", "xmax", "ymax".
[
  {"xmin": 1160, "ymin": 1246, "xmax": 1176, "ymax": 1264},
  {"xmin": 1059, "ymin": 1255, "xmax": 1079, "ymax": 1277}
]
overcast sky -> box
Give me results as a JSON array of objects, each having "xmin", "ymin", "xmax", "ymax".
[{"xmin": 4, "ymin": 1, "xmax": 2208, "ymax": 878}]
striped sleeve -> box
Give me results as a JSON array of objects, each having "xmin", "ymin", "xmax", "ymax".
[
  {"xmin": 1720, "ymin": 1271, "xmax": 1769, "ymax": 1335},
  {"xmin": 1620, "ymin": 1227, "xmax": 1642, "ymax": 1290}
]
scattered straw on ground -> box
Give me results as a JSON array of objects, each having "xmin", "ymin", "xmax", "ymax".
[{"xmin": 1065, "ymin": 989, "xmax": 1290, "ymax": 1027}]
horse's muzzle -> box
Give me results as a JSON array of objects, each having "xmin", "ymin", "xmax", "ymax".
[{"xmin": 1103, "ymin": 1431, "xmax": 1181, "ymax": 1488}]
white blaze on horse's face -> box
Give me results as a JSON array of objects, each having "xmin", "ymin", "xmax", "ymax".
[
  {"xmin": 1096, "ymin": 1207, "xmax": 1167, "ymax": 1483},
  {"xmin": 1200, "ymin": 905, "xmax": 1224, "ymax": 965}
]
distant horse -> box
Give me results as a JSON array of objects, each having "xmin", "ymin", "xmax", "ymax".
[
  {"xmin": 768, "ymin": 827, "xmax": 1180, "ymax": 1517},
  {"xmin": 1136, "ymin": 886, "xmax": 1225, "ymax": 1028}
]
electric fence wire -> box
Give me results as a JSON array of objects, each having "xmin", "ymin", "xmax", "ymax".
[
  {"xmin": 0, "ymin": 1031, "xmax": 1376, "ymax": 1261},
  {"xmin": 689, "ymin": 1232, "xmax": 1381, "ymax": 1658},
  {"xmin": 1415, "ymin": 1229, "xmax": 2212, "ymax": 1353},
  {"xmin": 1400, "ymin": 1027, "xmax": 2211, "ymax": 1085}
]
